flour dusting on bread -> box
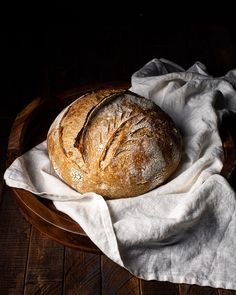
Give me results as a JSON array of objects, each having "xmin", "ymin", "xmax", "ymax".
[{"xmin": 47, "ymin": 88, "xmax": 182, "ymax": 199}]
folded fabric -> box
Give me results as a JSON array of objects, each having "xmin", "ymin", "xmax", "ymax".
[{"xmin": 4, "ymin": 58, "xmax": 236, "ymax": 290}]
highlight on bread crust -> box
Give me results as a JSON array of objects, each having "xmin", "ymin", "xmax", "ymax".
[{"xmin": 47, "ymin": 88, "xmax": 182, "ymax": 199}]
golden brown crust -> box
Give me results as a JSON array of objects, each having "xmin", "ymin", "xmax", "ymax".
[{"xmin": 47, "ymin": 88, "xmax": 182, "ymax": 199}]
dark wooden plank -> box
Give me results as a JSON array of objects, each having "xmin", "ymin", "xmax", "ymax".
[
  {"xmin": 179, "ymin": 284, "xmax": 218, "ymax": 295},
  {"xmin": 140, "ymin": 280, "xmax": 179, "ymax": 295},
  {"xmin": 0, "ymin": 179, "xmax": 3, "ymax": 203},
  {"xmin": 0, "ymin": 137, "xmax": 6, "ymax": 202},
  {"xmin": 0, "ymin": 187, "xmax": 31, "ymax": 294},
  {"xmin": 101, "ymin": 255, "xmax": 140, "ymax": 295},
  {"xmin": 64, "ymin": 247, "xmax": 101, "ymax": 294},
  {"xmin": 217, "ymin": 288, "xmax": 236, "ymax": 295},
  {"xmin": 24, "ymin": 281, "xmax": 62, "ymax": 295},
  {"xmin": 24, "ymin": 227, "xmax": 64, "ymax": 294}
]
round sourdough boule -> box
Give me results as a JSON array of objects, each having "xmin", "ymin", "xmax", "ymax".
[{"xmin": 47, "ymin": 88, "xmax": 182, "ymax": 199}]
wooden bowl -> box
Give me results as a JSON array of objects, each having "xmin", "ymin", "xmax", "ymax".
[{"xmin": 6, "ymin": 82, "xmax": 236, "ymax": 253}]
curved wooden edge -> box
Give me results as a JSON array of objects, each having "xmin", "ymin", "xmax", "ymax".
[
  {"xmin": 10, "ymin": 187, "xmax": 101, "ymax": 254},
  {"xmin": 6, "ymin": 97, "xmax": 43, "ymax": 168},
  {"xmin": 12, "ymin": 188, "xmax": 86, "ymax": 235}
]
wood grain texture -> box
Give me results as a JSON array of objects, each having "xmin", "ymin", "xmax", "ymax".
[
  {"xmin": 101, "ymin": 255, "xmax": 140, "ymax": 295},
  {"xmin": 179, "ymin": 284, "xmax": 218, "ymax": 295},
  {"xmin": 217, "ymin": 289, "xmax": 236, "ymax": 295},
  {"xmin": 141, "ymin": 280, "xmax": 180, "ymax": 295},
  {"xmin": 0, "ymin": 179, "xmax": 3, "ymax": 203},
  {"xmin": 11, "ymin": 187, "xmax": 100, "ymax": 254},
  {"xmin": 0, "ymin": 188, "xmax": 31, "ymax": 295},
  {"xmin": 24, "ymin": 281, "xmax": 62, "ymax": 295},
  {"xmin": 64, "ymin": 248, "xmax": 101, "ymax": 295},
  {"xmin": 24, "ymin": 227, "xmax": 64, "ymax": 294}
]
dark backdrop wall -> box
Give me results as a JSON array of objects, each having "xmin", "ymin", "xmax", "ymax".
[{"xmin": 1, "ymin": 19, "xmax": 236, "ymax": 115}]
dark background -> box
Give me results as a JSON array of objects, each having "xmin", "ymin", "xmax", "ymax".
[
  {"xmin": 1, "ymin": 17, "xmax": 236, "ymax": 115},
  {"xmin": 2, "ymin": 14, "xmax": 236, "ymax": 295}
]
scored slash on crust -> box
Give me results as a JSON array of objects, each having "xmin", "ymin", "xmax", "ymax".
[{"xmin": 74, "ymin": 91, "xmax": 127, "ymax": 162}]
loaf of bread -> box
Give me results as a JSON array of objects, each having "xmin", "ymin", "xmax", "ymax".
[{"xmin": 47, "ymin": 88, "xmax": 182, "ymax": 199}]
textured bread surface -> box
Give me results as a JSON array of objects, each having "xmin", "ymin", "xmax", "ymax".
[{"xmin": 47, "ymin": 88, "xmax": 182, "ymax": 199}]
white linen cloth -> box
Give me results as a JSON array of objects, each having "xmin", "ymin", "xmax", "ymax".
[{"xmin": 4, "ymin": 58, "xmax": 236, "ymax": 290}]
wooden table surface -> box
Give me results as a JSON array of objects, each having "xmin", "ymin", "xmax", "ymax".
[{"xmin": 1, "ymin": 105, "xmax": 236, "ymax": 295}]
